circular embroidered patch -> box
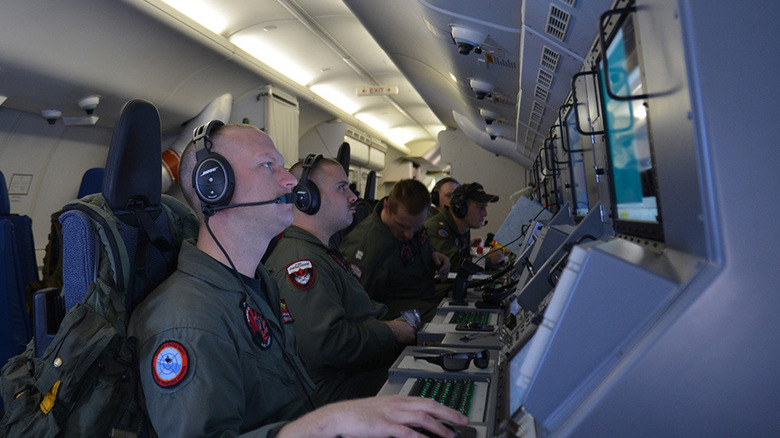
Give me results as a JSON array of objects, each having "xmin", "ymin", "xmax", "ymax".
[
  {"xmin": 286, "ymin": 259, "xmax": 315, "ymax": 290},
  {"xmin": 152, "ymin": 341, "xmax": 189, "ymax": 388},
  {"xmin": 436, "ymin": 228, "xmax": 449, "ymax": 238}
]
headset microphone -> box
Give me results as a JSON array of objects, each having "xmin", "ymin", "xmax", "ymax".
[{"xmin": 201, "ymin": 193, "xmax": 295, "ymax": 216}]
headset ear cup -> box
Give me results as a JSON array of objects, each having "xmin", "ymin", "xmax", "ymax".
[
  {"xmin": 431, "ymin": 189, "xmax": 440, "ymax": 207},
  {"xmin": 193, "ymin": 152, "xmax": 235, "ymax": 208},
  {"xmin": 452, "ymin": 199, "xmax": 466, "ymax": 218},
  {"xmin": 293, "ymin": 180, "xmax": 320, "ymax": 215}
]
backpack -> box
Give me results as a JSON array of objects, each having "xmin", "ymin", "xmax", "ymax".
[{"xmin": 0, "ymin": 193, "xmax": 198, "ymax": 437}]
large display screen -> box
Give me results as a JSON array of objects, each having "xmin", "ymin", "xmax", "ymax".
[
  {"xmin": 565, "ymin": 108, "xmax": 589, "ymax": 217},
  {"xmin": 599, "ymin": 14, "xmax": 663, "ymax": 240}
]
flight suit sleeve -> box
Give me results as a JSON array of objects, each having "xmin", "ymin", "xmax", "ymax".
[
  {"xmin": 275, "ymin": 256, "xmax": 396, "ymax": 372},
  {"xmin": 138, "ymin": 327, "xmax": 248, "ymax": 437}
]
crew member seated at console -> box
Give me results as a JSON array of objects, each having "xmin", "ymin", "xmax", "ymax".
[
  {"xmin": 265, "ymin": 155, "xmax": 416, "ymax": 406},
  {"xmin": 429, "ymin": 176, "xmax": 459, "ymax": 216},
  {"xmin": 340, "ymin": 179, "xmax": 450, "ymax": 322},
  {"xmin": 426, "ymin": 182, "xmax": 506, "ymax": 273},
  {"xmin": 131, "ymin": 123, "xmax": 466, "ymax": 437}
]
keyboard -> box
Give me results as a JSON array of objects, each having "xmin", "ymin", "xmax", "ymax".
[
  {"xmin": 409, "ymin": 377, "xmax": 476, "ymax": 416},
  {"xmin": 449, "ymin": 311, "xmax": 491, "ymax": 325}
]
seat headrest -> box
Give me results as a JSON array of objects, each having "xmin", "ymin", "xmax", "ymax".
[
  {"xmin": 0, "ymin": 171, "xmax": 10, "ymax": 215},
  {"xmin": 103, "ymin": 99, "xmax": 162, "ymax": 210},
  {"xmin": 78, "ymin": 167, "xmax": 105, "ymax": 199}
]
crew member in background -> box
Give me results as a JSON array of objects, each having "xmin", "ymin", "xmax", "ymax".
[
  {"xmin": 429, "ymin": 176, "xmax": 459, "ymax": 216},
  {"xmin": 265, "ymin": 155, "xmax": 416, "ymax": 406},
  {"xmin": 340, "ymin": 179, "xmax": 450, "ymax": 322},
  {"xmin": 130, "ymin": 123, "xmax": 467, "ymax": 437},
  {"xmin": 426, "ymin": 182, "xmax": 506, "ymax": 272}
]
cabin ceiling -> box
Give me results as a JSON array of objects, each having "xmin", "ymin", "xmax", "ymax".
[{"xmin": 0, "ymin": 0, "xmax": 611, "ymax": 167}]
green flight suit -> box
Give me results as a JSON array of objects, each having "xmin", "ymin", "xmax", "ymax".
[
  {"xmin": 425, "ymin": 206, "xmax": 472, "ymax": 272},
  {"xmin": 339, "ymin": 199, "xmax": 440, "ymax": 321},
  {"xmin": 265, "ymin": 226, "xmax": 397, "ymax": 406},
  {"xmin": 129, "ymin": 240, "xmax": 315, "ymax": 438}
]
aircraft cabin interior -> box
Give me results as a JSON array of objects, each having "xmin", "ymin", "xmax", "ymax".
[{"xmin": 1, "ymin": 0, "xmax": 778, "ymax": 436}]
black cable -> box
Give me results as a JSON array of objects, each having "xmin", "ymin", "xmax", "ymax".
[
  {"xmin": 203, "ymin": 216, "xmax": 317, "ymax": 411},
  {"xmin": 472, "ymin": 205, "xmax": 549, "ymax": 266}
]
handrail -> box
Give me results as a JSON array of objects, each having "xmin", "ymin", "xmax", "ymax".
[
  {"xmin": 598, "ymin": 6, "xmax": 651, "ymax": 101},
  {"xmin": 571, "ymin": 70, "xmax": 605, "ymax": 136}
]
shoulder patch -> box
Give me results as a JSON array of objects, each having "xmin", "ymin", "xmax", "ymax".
[
  {"xmin": 436, "ymin": 228, "xmax": 449, "ymax": 238},
  {"xmin": 286, "ymin": 259, "xmax": 316, "ymax": 290},
  {"xmin": 152, "ymin": 341, "xmax": 189, "ymax": 388}
]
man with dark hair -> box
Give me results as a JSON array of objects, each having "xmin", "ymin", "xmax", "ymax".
[
  {"xmin": 130, "ymin": 125, "xmax": 467, "ymax": 437},
  {"xmin": 265, "ymin": 157, "xmax": 416, "ymax": 406},
  {"xmin": 426, "ymin": 182, "xmax": 506, "ymax": 272},
  {"xmin": 340, "ymin": 179, "xmax": 450, "ymax": 321}
]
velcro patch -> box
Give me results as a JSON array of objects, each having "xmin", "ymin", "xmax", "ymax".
[
  {"xmin": 280, "ymin": 299, "xmax": 294, "ymax": 324},
  {"xmin": 350, "ymin": 263, "xmax": 363, "ymax": 279},
  {"xmin": 286, "ymin": 259, "xmax": 315, "ymax": 289},
  {"xmin": 400, "ymin": 244, "xmax": 415, "ymax": 266},
  {"xmin": 419, "ymin": 228, "xmax": 429, "ymax": 245},
  {"xmin": 152, "ymin": 341, "xmax": 189, "ymax": 388}
]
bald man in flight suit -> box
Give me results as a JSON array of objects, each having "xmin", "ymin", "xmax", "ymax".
[{"xmin": 130, "ymin": 123, "xmax": 467, "ymax": 437}]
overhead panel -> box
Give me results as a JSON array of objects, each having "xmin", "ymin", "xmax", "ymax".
[{"xmin": 517, "ymin": 0, "xmax": 613, "ymax": 154}]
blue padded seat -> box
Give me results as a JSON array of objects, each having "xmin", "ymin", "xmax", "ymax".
[
  {"xmin": 0, "ymin": 171, "xmax": 37, "ymax": 376},
  {"xmin": 77, "ymin": 167, "xmax": 105, "ymax": 198},
  {"xmin": 34, "ymin": 99, "xmax": 180, "ymax": 357}
]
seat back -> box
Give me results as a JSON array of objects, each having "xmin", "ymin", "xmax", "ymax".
[
  {"xmin": 0, "ymin": 171, "xmax": 38, "ymax": 412},
  {"xmin": 35, "ymin": 99, "xmax": 193, "ymax": 354},
  {"xmin": 77, "ymin": 167, "xmax": 104, "ymax": 198}
]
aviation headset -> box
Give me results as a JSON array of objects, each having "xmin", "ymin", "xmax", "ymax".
[
  {"xmin": 450, "ymin": 183, "xmax": 479, "ymax": 219},
  {"xmin": 192, "ymin": 120, "xmax": 233, "ymax": 213},
  {"xmin": 292, "ymin": 153, "xmax": 323, "ymax": 215},
  {"xmin": 189, "ymin": 121, "xmax": 316, "ymax": 409},
  {"xmin": 431, "ymin": 177, "xmax": 459, "ymax": 207}
]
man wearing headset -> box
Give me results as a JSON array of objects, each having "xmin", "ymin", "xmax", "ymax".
[
  {"xmin": 129, "ymin": 123, "xmax": 467, "ymax": 437},
  {"xmin": 425, "ymin": 182, "xmax": 505, "ymax": 272},
  {"xmin": 340, "ymin": 179, "xmax": 451, "ymax": 322},
  {"xmin": 265, "ymin": 155, "xmax": 416, "ymax": 406},
  {"xmin": 429, "ymin": 176, "xmax": 460, "ymax": 216}
]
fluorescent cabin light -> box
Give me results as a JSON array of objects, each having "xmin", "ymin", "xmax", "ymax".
[
  {"xmin": 355, "ymin": 113, "xmax": 389, "ymax": 132},
  {"xmin": 231, "ymin": 34, "xmax": 314, "ymax": 86},
  {"xmin": 160, "ymin": 0, "xmax": 230, "ymax": 34},
  {"xmin": 310, "ymin": 84, "xmax": 361, "ymax": 115}
]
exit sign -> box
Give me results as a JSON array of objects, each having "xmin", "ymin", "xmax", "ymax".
[{"xmin": 356, "ymin": 86, "xmax": 399, "ymax": 96}]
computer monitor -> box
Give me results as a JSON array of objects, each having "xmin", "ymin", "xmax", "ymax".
[
  {"xmin": 598, "ymin": 12, "xmax": 663, "ymax": 241},
  {"xmin": 564, "ymin": 108, "xmax": 589, "ymax": 218}
]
